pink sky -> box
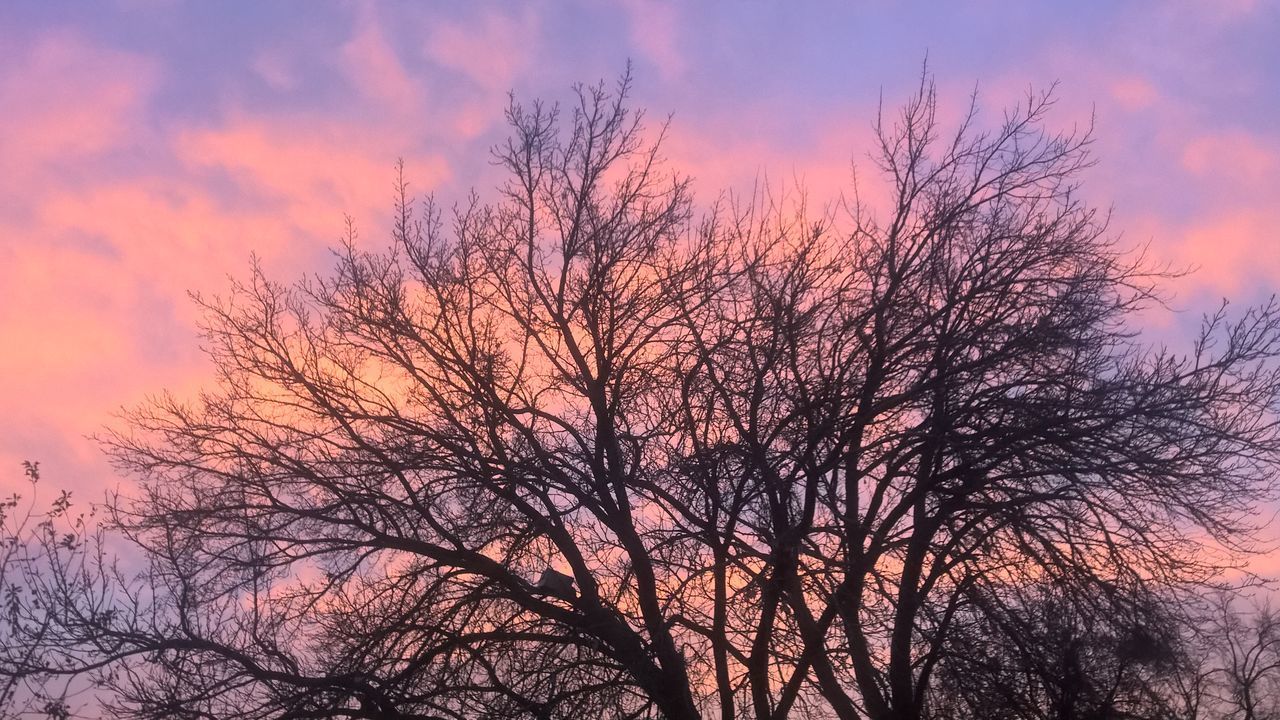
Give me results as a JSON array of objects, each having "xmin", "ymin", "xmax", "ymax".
[{"xmin": 2, "ymin": 1, "xmax": 1278, "ymax": 569}]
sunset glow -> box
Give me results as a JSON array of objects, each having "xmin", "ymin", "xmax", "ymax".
[
  {"xmin": 2, "ymin": 1, "xmax": 1278, "ymax": 562},
  {"xmin": 7, "ymin": 5, "xmax": 1280, "ymax": 718}
]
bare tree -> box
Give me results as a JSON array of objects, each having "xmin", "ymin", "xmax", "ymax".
[
  {"xmin": 1215, "ymin": 599, "xmax": 1280, "ymax": 720},
  {"xmin": 926, "ymin": 578, "xmax": 1184, "ymax": 720},
  {"xmin": 4, "ymin": 72, "xmax": 1280, "ymax": 720},
  {"xmin": 2, "ymin": 462, "xmax": 103, "ymax": 720},
  {"xmin": 1181, "ymin": 594, "xmax": 1280, "ymax": 720},
  {"xmin": 0, "ymin": 463, "xmax": 45, "ymax": 716}
]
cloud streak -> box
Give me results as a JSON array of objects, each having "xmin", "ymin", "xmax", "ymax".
[{"xmin": 1, "ymin": 0, "xmax": 1277, "ymax": 569}]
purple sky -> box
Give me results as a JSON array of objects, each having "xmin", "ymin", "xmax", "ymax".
[{"xmin": 2, "ymin": 0, "xmax": 1278, "ymax": 569}]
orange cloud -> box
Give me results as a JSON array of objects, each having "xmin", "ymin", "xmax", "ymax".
[
  {"xmin": 0, "ymin": 22, "xmax": 457, "ymax": 502},
  {"xmin": 0, "ymin": 31, "xmax": 157, "ymax": 180},
  {"xmin": 618, "ymin": 0, "xmax": 686, "ymax": 80},
  {"xmin": 1109, "ymin": 76, "xmax": 1159, "ymax": 111},
  {"xmin": 340, "ymin": 2, "xmax": 423, "ymax": 116},
  {"xmin": 1181, "ymin": 131, "xmax": 1276, "ymax": 187},
  {"xmin": 424, "ymin": 8, "xmax": 536, "ymax": 94},
  {"xmin": 420, "ymin": 7, "xmax": 540, "ymax": 140},
  {"xmin": 0, "ymin": 34, "xmax": 157, "ymax": 402},
  {"xmin": 176, "ymin": 118, "xmax": 449, "ymax": 235},
  {"xmin": 1172, "ymin": 210, "xmax": 1279, "ymax": 294}
]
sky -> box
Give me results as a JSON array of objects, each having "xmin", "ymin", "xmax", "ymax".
[{"xmin": 2, "ymin": 1, "xmax": 1278, "ymax": 566}]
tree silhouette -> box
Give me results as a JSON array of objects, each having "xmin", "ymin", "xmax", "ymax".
[
  {"xmin": 4, "ymin": 72, "xmax": 1280, "ymax": 720},
  {"xmin": 1169, "ymin": 593, "xmax": 1280, "ymax": 720}
]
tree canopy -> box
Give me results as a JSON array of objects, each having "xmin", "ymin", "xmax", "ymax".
[{"xmin": 4, "ymin": 73, "xmax": 1280, "ymax": 720}]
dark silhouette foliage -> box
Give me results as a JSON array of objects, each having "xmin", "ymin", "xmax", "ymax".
[{"xmin": 4, "ymin": 73, "xmax": 1280, "ymax": 720}]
